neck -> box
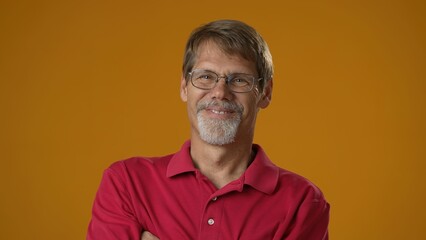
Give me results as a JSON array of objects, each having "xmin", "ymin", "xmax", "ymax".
[{"xmin": 190, "ymin": 137, "xmax": 254, "ymax": 189}]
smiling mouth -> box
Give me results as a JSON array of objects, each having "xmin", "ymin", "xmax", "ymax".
[
  {"xmin": 209, "ymin": 109, "xmax": 234, "ymax": 115},
  {"xmin": 202, "ymin": 108, "xmax": 238, "ymax": 120},
  {"xmin": 197, "ymin": 101, "xmax": 243, "ymax": 118}
]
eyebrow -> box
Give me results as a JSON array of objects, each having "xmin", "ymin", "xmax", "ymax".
[{"xmin": 194, "ymin": 68, "xmax": 254, "ymax": 76}]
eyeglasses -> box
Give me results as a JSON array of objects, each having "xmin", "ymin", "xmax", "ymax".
[{"xmin": 188, "ymin": 69, "xmax": 262, "ymax": 93}]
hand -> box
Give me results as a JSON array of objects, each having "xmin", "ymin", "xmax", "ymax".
[{"xmin": 141, "ymin": 231, "xmax": 159, "ymax": 240}]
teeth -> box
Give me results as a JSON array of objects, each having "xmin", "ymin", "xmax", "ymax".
[{"xmin": 211, "ymin": 110, "xmax": 226, "ymax": 114}]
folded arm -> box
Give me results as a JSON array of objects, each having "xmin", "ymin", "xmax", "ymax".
[{"xmin": 87, "ymin": 167, "xmax": 142, "ymax": 240}]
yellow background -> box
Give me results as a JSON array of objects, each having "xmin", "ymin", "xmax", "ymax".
[{"xmin": 1, "ymin": 0, "xmax": 425, "ymax": 239}]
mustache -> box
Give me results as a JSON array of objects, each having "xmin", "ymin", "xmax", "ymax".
[{"xmin": 197, "ymin": 101, "xmax": 244, "ymax": 114}]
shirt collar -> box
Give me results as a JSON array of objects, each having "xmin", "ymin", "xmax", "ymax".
[
  {"xmin": 166, "ymin": 141, "xmax": 279, "ymax": 195},
  {"xmin": 243, "ymin": 144, "xmax": 279, "ymax": 195},
  {"xmin": 166, "ymin": 141, "xmax": 196, "ymax": 177}
]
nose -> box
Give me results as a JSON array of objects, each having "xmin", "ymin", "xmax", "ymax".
[{"xmin": 210, "ymin": 77, "xmax": 232, "ymax": 100}]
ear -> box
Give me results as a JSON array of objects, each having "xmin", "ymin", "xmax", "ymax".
[
  {"xmin": 180, "ymin": 74, "xmax": 188, "ymax": 102},
  {"xmin": 258, "ymin": 78, "xmax": 273, "ymax": 109}
]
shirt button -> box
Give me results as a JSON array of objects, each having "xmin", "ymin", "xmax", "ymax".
[
  {"xmin": 207, "ymin": 218, "xmax": 215, "ymax": 225},
  {"xmin": 212, "ymin": 197, "xmax": 218, "ymax": 201}
]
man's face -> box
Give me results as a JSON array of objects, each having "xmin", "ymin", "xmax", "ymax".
[{"xmin": 180, "ymin": 41, "xmax": 272, "ymax": 146}]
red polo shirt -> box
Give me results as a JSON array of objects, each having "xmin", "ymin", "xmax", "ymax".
[{"xmin": 87, "ymin": 141, "xmax": 329, "ymax": 239}]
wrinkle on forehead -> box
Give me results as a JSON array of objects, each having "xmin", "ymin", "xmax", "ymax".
[{"xmin": 194, "ymin": 41, "xmax": 258, "ymax": 76}]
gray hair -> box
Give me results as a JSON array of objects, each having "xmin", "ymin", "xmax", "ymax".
[{"xmin": 182, "ymin": 19, "xmax": 274, "ymax": 92}]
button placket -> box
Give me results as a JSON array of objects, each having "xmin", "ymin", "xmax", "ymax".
[{"xmin": 199, "ymin": 196, "xmax": 223, "ymax": 239}]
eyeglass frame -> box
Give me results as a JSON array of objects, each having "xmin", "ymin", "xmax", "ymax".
[{"xmin": 188, "ymin": 69, "xmax": 263, "ymax": 93}]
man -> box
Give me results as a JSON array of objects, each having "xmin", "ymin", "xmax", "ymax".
[{"xmin": 87, "ymin": 19, "xmax": 329, "ymax": 240}]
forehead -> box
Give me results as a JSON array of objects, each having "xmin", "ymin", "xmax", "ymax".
[{"xmin": 194, "ymin": 41, "xmax": 257, "ymax": 74}]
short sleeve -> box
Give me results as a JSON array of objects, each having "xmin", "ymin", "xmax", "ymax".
[
  {"xmin": 87, "ymin": 166, "xmax": 142, "ymax": 240},
  {"xmin": 278, "ymin": 185, "xmax": 330, "ymax": 240}
]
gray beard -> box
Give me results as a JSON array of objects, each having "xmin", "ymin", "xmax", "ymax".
[{"xmin": 197, "ymin": 113, "xmax": 241, "ymax": 145}]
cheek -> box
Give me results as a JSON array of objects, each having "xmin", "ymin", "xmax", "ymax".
[
  {"xmin": 186, "ymin": 91, "xmax": 204, "ymax": 112},
  {"xmin": 189, "ymin": 89, "xmax": 212, "ymax": 103},
  {"xmin": 241, "ymin": 98, "xmax": 260, "ymax": 118}
]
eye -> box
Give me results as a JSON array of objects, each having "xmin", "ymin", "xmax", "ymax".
[
  {"xmin": 195, "ymin": 71, "xmax": 216, "ymax": 81},
  {"xmin": 230, "ymin": 76, "xmax": 251, "ymax": 86},
  {"xmin": 199, "ymin": 74, "xmax": 212, "ymax": 80}
]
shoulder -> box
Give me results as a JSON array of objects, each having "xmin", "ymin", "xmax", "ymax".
[
  {"xmin": 105, "ymin": 154, "xmax": 174, "ymax": 180},
  {"xmin": 276, "ymin": 167, "xmax": 326, "ymax": 201},
  {"xmin": 250, "ymin": 145, "xmax": 326, "ymax": 201}
]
